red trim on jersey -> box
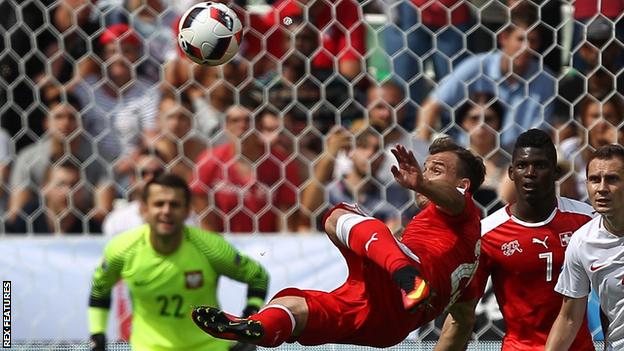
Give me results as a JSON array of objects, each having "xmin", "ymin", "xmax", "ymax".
[{"xmin": 115, "ymin": 282, "xmax": 132, "ymax": 341}]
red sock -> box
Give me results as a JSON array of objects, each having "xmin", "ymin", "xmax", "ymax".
[
  {"xmin": 348, "ymin": 217, "xmax": 412, "ymax": 275},
  {"xmin": 248, "ymin": 305, "xmax": 294, "ymax": 347}
]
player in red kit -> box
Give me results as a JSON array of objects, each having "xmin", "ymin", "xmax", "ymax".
[
  {"xmin": 190, "ymin": 137, "xmax": 486, "ymax": 349},
  {"xmin": 436, "ymin": 129, "xmax": 595, "ymax": 351}
]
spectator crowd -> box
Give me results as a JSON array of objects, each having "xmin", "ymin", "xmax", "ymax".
[{"xmin": 1, "ymin": 0, "xmax": 623, "ymax": 235}]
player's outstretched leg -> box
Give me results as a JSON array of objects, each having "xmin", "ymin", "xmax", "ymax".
[
  {"xmin": 323, "ymin": 202, "xmax": 432, "ymax": 311},
  {"xmin": 192, "ymin": 300, "xmax": 301, "ymax": 348},
  {"xmin": 192, "ymin": 307, "xmax": 265, "ymax": 343}
]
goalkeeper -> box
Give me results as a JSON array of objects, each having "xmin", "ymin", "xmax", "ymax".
[{"xmin": 88, "ymin": 174, "xmax": 269, "ymax": 351}]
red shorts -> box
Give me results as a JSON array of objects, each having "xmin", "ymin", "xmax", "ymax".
[{"xmin": 274, "ymin": 247, "xmax": 433, "ymax": 348}]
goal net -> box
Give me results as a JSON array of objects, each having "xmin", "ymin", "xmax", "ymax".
[{"xmin": 0, "ymin": 0, "xmax": 617, "ymax": 348}]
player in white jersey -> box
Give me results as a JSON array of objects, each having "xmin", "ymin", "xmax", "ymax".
[{"xmin": 546, "ymin": 144, "xmax": 624, "ymax": 350}]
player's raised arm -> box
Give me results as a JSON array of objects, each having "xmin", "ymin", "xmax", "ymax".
[{"xmin": 391, "ymin": 143, "xmax": 468, "ymax": 216}]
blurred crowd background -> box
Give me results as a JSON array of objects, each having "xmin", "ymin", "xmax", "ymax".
[{"xmin": 1, "ymin": 0, "xmax": 622, "ymax": 236}]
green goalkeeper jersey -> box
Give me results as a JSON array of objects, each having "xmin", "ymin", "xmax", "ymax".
[{"xmin": 89, "ymin": 225, "xmax": 269, "ymax": 351}]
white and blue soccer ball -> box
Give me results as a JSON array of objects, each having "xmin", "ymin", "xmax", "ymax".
[{"xmin": 178, "ymin": 2, "xmax": 243, "ymax": 66}]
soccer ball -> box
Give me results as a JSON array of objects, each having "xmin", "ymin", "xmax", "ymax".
[{"xmin": 178, "ymin": 2, "xmax": 243, "ymax": 66}]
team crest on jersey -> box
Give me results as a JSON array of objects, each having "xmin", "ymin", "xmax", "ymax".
[
  {"xmin": 501, "ymin": 240, "xmax": 523, "ymax": 256},
  {"xmin": 559, "ymin": 232, "xmax": 573, "ymax": 247},
  {"xmin": 185, "ymin": 271, "xmax": 204, "ymax": 289}
]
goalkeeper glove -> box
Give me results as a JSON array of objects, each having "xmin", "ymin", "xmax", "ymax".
[
  {"xmin": 90, "ymin": 333, "xmax": 105, "ymax": 351},
  {"xmin": 242, "ymin": 305, "xmax": 259, "ymax": 318}
]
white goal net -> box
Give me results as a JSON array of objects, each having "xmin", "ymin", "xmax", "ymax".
[{"xmin": 0, "ymin": 0, "xmax": 619, "ymax": 348}]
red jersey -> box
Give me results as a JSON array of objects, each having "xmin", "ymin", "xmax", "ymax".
[
  {"xmin": 476, "ymin": 197, "xmax": 595, "ymax": 351},
  {"xmin": 262, "ymin": 0, "xmax": 365, "ymax": 69},
  {"xmin": 573, "ymin": 0, "xmax": 624, "ymax": 19},
  {"xmin": 189, "ymin": 144, "xmax": 300, "ymax": 233},
  {"xmin": 410, "ymin": 0, "xmax": 469, "ymax": 26},
  {"xmin": 401, "ymin": 191, "xmax": 483, "ymax": 312},
  {"xmin": 279, "ymin": 192, "xmax": 483, "ymax": 348}
]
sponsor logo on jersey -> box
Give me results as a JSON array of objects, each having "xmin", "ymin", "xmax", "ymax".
[
  {"xmin": 186, "ymin": 271, "xmax": 204, "ymax": 289},
  {"xmin": 559, "ymin": 231, "xmax": 573, "ymax": 247},
  {"xmin": 365, "ymin": 233, "xmax": 378, "ymax": 251},
  {"xmin": 590, "ymin": 263, "xmax": 607, "ymax": 272},
  {"xmin": 501, "ymin": 240, "xmax": 523, "ymax": 256},
  {"xmin": 532, "ymin": 236, "xmax": 549, "ymax": 249}
]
